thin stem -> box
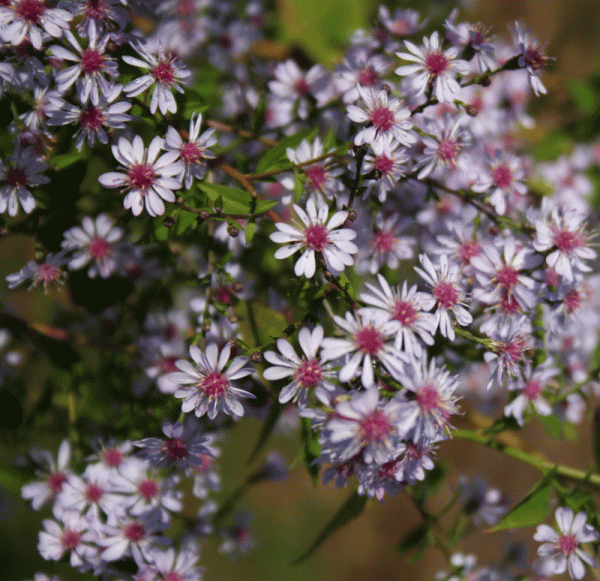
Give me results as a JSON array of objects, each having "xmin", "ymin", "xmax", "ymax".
[
  {"xmin": 205, "ymin": 118, "xmax": 278, "ymax": 147},
  {"xmin": 245, "ymin": 149, "xmax": 348, "ymax": 181}
]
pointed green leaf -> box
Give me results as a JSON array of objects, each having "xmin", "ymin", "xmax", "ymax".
[
  {"xmin": 292, "ymin": 490, "xmax": 367, "ymax": 564},
  {"xmin": 256, "ymin": 127, "xmax": 318, "ymax": 173},
  {"xmin": 199, "ymin": 183, "xmax": 277, "ymax": 214},
  {"xmin": 245, "ymin": 220, "xmax": 256, "ymax": 243},
  {"xmin": 487, "ymin": 471, "xmax": 555, "ymax": 532}
]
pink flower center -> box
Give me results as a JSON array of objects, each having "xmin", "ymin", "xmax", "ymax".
[
  {"xmin": 176, "ymin": 0, "xmax": 195, "ymax": 18},
  {"xmin": 499, "ymin": 292, "xmax": 520, "ymax": 314},
  {"xmin": 48, "ymin": 471, "xmax": 68, "ymax": 494},
  {"xmin": 496, "ymin": 265, "xmax": 519, "ymax": 289},
  {"xmin": 372, "ymin": 230, "xmax": 395, "ymax": 253},
  {"xmin": 391, "ymin": 19, "xmax": 410, "ymax": 35},
  {"xmin": 493, "ymin": 165, "xmax": 513, "ymax": 189},
  {"xmin": 523, "ymin": 380, "xmax": 542, "ymax": 400},
  {"xmin": 392, "ymin": 300, "xmax": 417, "ymax": 327},
  {"xmin": 293, "ymin": 77, "xmax": 310, "ymax": 94},
  {"xmin": 128, "ymin": 163, "xmax": 156, "ymax": 190},
  {"xmin": 303, "ymin": 223, "xmax": 329, "ymax": 252},
  {"xmin": 158, "ymin": 356, "xmax": 179, "ymax": 373},
  {"xmin": 417, "ymin": 384, "xmax": 439, "ymax": 411},
  {"xmin": 358, "ymin": 66, "xmax": 379, "ymax": 86},
  {"xmin": 374, "ymin": 154, "xmax": 393, "ymax": 175},
  {"xmin": 85, "ymin": 483, "xmax": 104, "ymax": 503},
  {"xmin": 124, "ymin": 522, "xmax": 146, "ymax": 542},
  {"xmin": 152, "ymin": 61, "xmax": 175, "ymax": 84},
  {"xmin": 80, "ymin": 105, "xmax": 104, "ymax": 130},
  {"xmin": 192, "ymin": 453, "xmax": 212, "ymax": 473},
  {"xmin": 102, "ymin": 447, "xmax": 123, "ymax": 467},
  {"xmin": 81, "ymin": 48, "xmax": 104, "ymax": 74},
  {"xmin": 558, "ymin": 534, "xmax": 578, "ymax": 555},
  {"xmin": 459, "ymin": 240, "xmax": 481, "ymax": 263},
  {"xmin": 88, "ymin": 236, "xmax": 111, "ymax": 260},
  {"xmin": 5, "ymin": 166, "xmax": 28, "ymax": 187},
  {"xmin": 378, "ymin": 459, "xmax": 400, "ymax": 479},
  {"xmin": 163, "ymin": 437, "xmax": 188, "ymax": 460},
  {"xmin": 84, "ymin": 0, "xmax": 106, "ymax": 20},
  {"xmin": 219, "ymin": 34, "xmax": 232, "ymax": 49},
  {"xmin": 294, "ymin": 358, "xmax": 322, "ymax": 388},
  {"xmin": 553, "ymin": 229, "xmax": 584, "ymax": 253},
  {"xmin": 433, "ymin": 281, "xmax": 459, "ymax": 308},
  {"xmin": 199, "ymin": 371, "xmax": 228, "ymax": 398},
  {"xmin": 138, "ymin": 479, "xmax": 159, "ymax": 499},
  {"xmin": 305, "ymin": 164, "xmax": 326, "ymax": 191},
  {"xmin": 564, "ymin": 289, "xmax": 582, "ymax": 313},
  {"xmin": 216, "ymin": 286, "xmax": 234, "ymax": 304},
  {"xmin": 162, "ymin": 573, "xmax": 183, "ymax": 581},
  {"xmin": 180, "ymin": 141, "xmax": 201, "ymax": 164},
  {"xmin": 524, "ymin": 47, "xmax": 544, "ymax": 71},
  {"xmin": 371, "ymin": 107, "xmax": 395, "ymax": 131},
  {"xmin": 61, "ymin": 529, "xmax": 81, "ymax": 550},
  {"xmin": 425, "ymin": 51, "xmax": 449, "ymax": 76},
  {"xmin": 37, "ymin": 263, "xmax": 62, "ymax": 283},
  {"xmin": 16, "ymin": 0, "xmax": 46, "ymax": 23},
  {"xmin": 360, "ymin": 409, "xmax": 391, "ymax": 442},
  {"xmin": 499, "ymin": 337, "xmax": 527, "ymax": 362},
  {"xmin": 354, "ymin": 326, "xmax": 384, "ymax": 355},
  {"xmin": 438, "ymin": 140, "xmax": 457, "ymax": 164},
  {"xmin": 545, "ymin": 268, "xmax": 560, "ymax": 286}
]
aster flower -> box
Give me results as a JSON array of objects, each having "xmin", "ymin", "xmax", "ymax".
[
  {"xmin": 168, "ymin": 342, "xmax": 255, "ymax": 420},
  {"xmin": 378, "ymin": 7, "xmax": 427, "ymax": 38},
  {"xmin": 534, "ymin": 507, "xmax": 599, "ymax": 579},
  {"xmin": 146, "ymin": 546, "xmax": 204, "ymax": 581},
  {"xmin": 98, "ymin": 135, "xmax": 184, "ymax": 217},
  {"xmin": 164, "ymin": 113, "xmax": 217, "ymax": 189},
  {"xmin": 320, "ymin": 310, "xmax": 404, "ymax": 387},
  {"xmin": 458, "ymin": 476, "xmax": 506, "ymax": 527},
  {"xmin": 414, "ymin": 253, "xmax": 473, "ymax": 341},
  {"xmin": 38, "ymin": 512, "xmax": 96, "ymax": 569},
  {"xmin": 134, "ymin": 420, "xmax": 218, "ymax": 471},
  {"xmin": 61, "ymin": 213, "xmax": 124, "ymax": 279},
  {"xmin": 270, "ymin": 196, "xmax": 358, "ymax": 279},
  {"xmin": 62, "ymin": 0, "xmax": 130, "ymax": 42},
  {"xmin": 346, "ymin": 86, "xmax": 415, "ymax": 146},
  {"xmin": 0, "ymin": 0, "xmax": 72, "ymax": 50},
  {"xmin": 334, "ymin": 51, "xmax": 392, "ymax": 104},
  {"xmin": 359, "ymin": 275, "xmax": 437, "ymax": 357},
  {"xmin": 123, "ymin": 40, "xmax": 191, "ymax": 114},
  {"xmin": 263, "ymin": 325, "xmax": 336, "ymax": 407},
  {"xmin": 514, "ymin": 21, "xmax": 552, "ymax": 97},
  {"xmin": 0, "ymin": 146, "xmax": 49, "ymax": 216},
  {"xmin": 50, "ymin": 31, "xmax": 119, "ymax": 105},
  {"xmin": 361, "ymin": 135, "xmax": 409, "ymax": 202},
  {"xmin": 395, "ymin": 31, "xmax": 469, "ymax": 103},
  {"xmin": 6, "ymin": 251, "xmax": 68, "ymax": 293}
]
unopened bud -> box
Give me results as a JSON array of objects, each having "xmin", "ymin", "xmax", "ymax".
[
  {"xmin": 465, "ymin": 105, "xmax": 479, "ymax": 117},
  {"xmin": 233, "ymin": 282, "xmax": 244, "ymax": 294},
  {"xmin": 347, "ymin": 209, "xmax": 357, "ymax": 222},
  {"xmin": 227, "ymin": 225, "xmax": 240, "ymax": 237},
  {"xmin": 479, "ymin": 76, "xmax": 491, "ymax": 87},
  {"xmin": 250, "ymin": 351, "xmax": 263, "ymax": 364},
  {"xmin": 202, "ymin": 320, "xmax": 212, "ymax": 333},
  {"xmin": 176, "ymin": 196, "xmax": 185, "ymax": 206},
  {"xmin": 227, "ymin": 313, "xmax": 238, "ymax": 324},
  {"xmin": 382, "ymin": 84, "xmax": 392, "ymax": 95},
  {"xmin": 199, "ymin": 210, "xmax": 210, "ymax": 220},
  {"xmin": 163, "ymin": 216, "xmax": 176, "ymax": 228}
]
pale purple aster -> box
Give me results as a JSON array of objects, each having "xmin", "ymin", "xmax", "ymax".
[
  {"xmin": 391, "ymin": 355, "xmax": 460, "ymax": 443},
  {"xmin": 21, "ymin": 439, "xmax": 72, "ymax": 510},
  {"xmin": 270, "ymin": 196, "xmax": 358, "ymax": 279},
  {"xmin": 123, "ymin": 41, "xmax": 191, "ymax": 115},
  {"xmin": 470, "ymin": 236, "xmax": 541, "ymax": 311},
  {"xmin": 355, "ymin": 456, "xmax": 404, "ymax": 501},
  {"xmin": 359, "ymin": 275, "xmax": 437, "ymax": 357},
  {"xmin": 134, "ymin": 420, "xmax": 218, "ymax": 471},
  {"xmin": 444, "ymin": 13, "xmax": 497, "ymax": 73},
  {"xmin": 432, "ymin": 218, "xmax": 484, "ymax": 275},
  {"xmin": 38, "ymin": 512, "xmax": 96, "ymax": 569},
  {"xmin": 46, "ymin": 84, "xmax": 132, "ymax": 150},
  {"xmin": 414, "ymin": 253, "xmax": 473, "ymax": 341},
  {"xmin": 189, "ymin": 452, "xmax": 221, "ymax": 499},
  {"xmin": 334, "ymin": 51, "xmax": 392, "ymax": 104},
  {"xmin": 6, "ymin": 251, "xmax": 68, "ymax": 293},
  {"xmin": 534, "ymin": 507, "xmax": 599, "ymax": 580},
  {"xmin": 320, "ymin": 310, "xmax": 404, "ymax": 387},
  {"xmin": 324, "ymin": 387, "xmax": 412, "ymax": 465},
  {"xmin": 396, "ymin": 440, "xmax": 437, "ymax": 485},
  {"xmin": 471, "ymin": 150, "xmax": 528, "ymax": 216},
  {"xmin": 514, "ymin": 22, "xmax": 551, "ymax": 97},
  {"xmin": 60, "ymin": 0, "xmax": 130, "ymax": 43},
  {"xmin": 0, "ymin": 146, "xmax": 49, "ymax": 216},
  {"xmin": 98, "ymin": 135, "xmax": 184, "ymax": 217},
  {"xmin": 347, "ymin": 86, "xmax": 415, "ymax": 146},
  {"xmin": 146, "ymin": 546, "xmax": 204, "ymax": 581},
  {"xmin": 164, "ymin": 113, "xmax": 217, "ymax": 189},
  {"xmin": 50, "ymin": 31, "xmax": 119, "ymax": 105},
  {"xmin": 168, "ymin": 342, "xmax": 255, "ymax": 420},
  {"xmin": 0, "ymin": 1, "xmax": 72, "ymax": 50},
  {"xmin": 263, "ymin": 326, "xmax": 336, "ymax": 407},
  {"xmin": 532, "ymin": 204, "xmax": 596, "ymax": 282},
  {"xmin": 504, "ymin": 359, "xmax": 559, "ymax": 426},
  {"xmin": 377, "ymin": 6, "xmax": 426, "ymax": 38},
  {"xmin": 61, "ymin": 213, "xmax": 124, "ymax": 279},
  {"xmin": 458, "ymin": 476, "xmax": 506, "ymax": 527},
  {"xmin": 395, "ymin": 31, "xmax": 469, "ymax": 103},
  {"xmin": 361, "ymin": 134, "xmax": 409, "ymax": 202}
]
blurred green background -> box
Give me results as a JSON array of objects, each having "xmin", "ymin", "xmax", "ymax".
[{"xmin": 3, "ymin": 1, "xmax": 600, "ymax": 580}]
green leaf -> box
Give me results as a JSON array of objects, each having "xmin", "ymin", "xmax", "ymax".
[
  {"xmin": 567, "ymin": 79, "xmax": 598, "ymax": 115},
  {"xmin": 255, "ymin": 127, "xmax": 318, "ymax": 173},
  {"xmin": 248, "ymin": 400, "xmax": 283, "ymax": 463},
  {"xmin": 51, "ymin": 153, "xmax": 83, "ymax": 170},
  {"xmin": 397, "ymin": 523, "xmax": 430, "ymax": 553},
  {"xmin": 540, "ymin": 413, "xmax": 564, "ymax": 439},
  {"xmin": 593, "ymin": 408, "xmax": 600, "ymax": 470},
  {"xmin": 292, "ymin": 490, "xmax": 367, "ymax": 564},
  {"xmin": 245, "ymin": 220, "xmax": 256, "ymax": 243},
  {"xmin": 176, "ymin": 209, "xmax": 198, "ymax": 235},
  {"xmin": 198, "ymin": 183, "xmax": 276, "ymax": 214},
  {"xmin": 487, "ymin": 471, "xmax": 555, "ymax": 532}
]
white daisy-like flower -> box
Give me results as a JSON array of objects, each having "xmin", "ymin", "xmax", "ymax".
[
  {"xmin": 0, "ymin": 146, "xmax": 49, "ymax": 216},
  {"xmin": 61, "ymin": 213, "xmax": 124, "ymax": 279},
  {"xmin": 347, "ymin": 86, "xmax": 415, "ymax": 147},
  {"xmin": 263, "ymin": 326, "xmax": 336, "ymax": 407},
  {"xmin": 534, "ymin": 507, "xmax": 600, "ymax": 580},
  {"xmin": 164, "ymin": 113, "xmax": 217, "ymax": 189},
  {"xmin": 361, "ymin": 135, "xmax": 409, "ymax": 202},
  {"xmin": 270, "ymin": 196, "xmax": 358, "ymax": 279},
  {"xmin": 395, "ymin": 31, "xmax": 469, "ymax": 103},
  {"xmin": 168, "ymin": 342, "xmax": 255, "ymax": 420},
  {"xmin": 98, "ymin": 135, "xmax": 184, "ymax": 217},
  {"xmin": 514, "ymin": 21, "xmax": 551, "ymax": 97},
  {"xmin": 123, "ymin": 40, "xmax": 191, "ymax": 115}
]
